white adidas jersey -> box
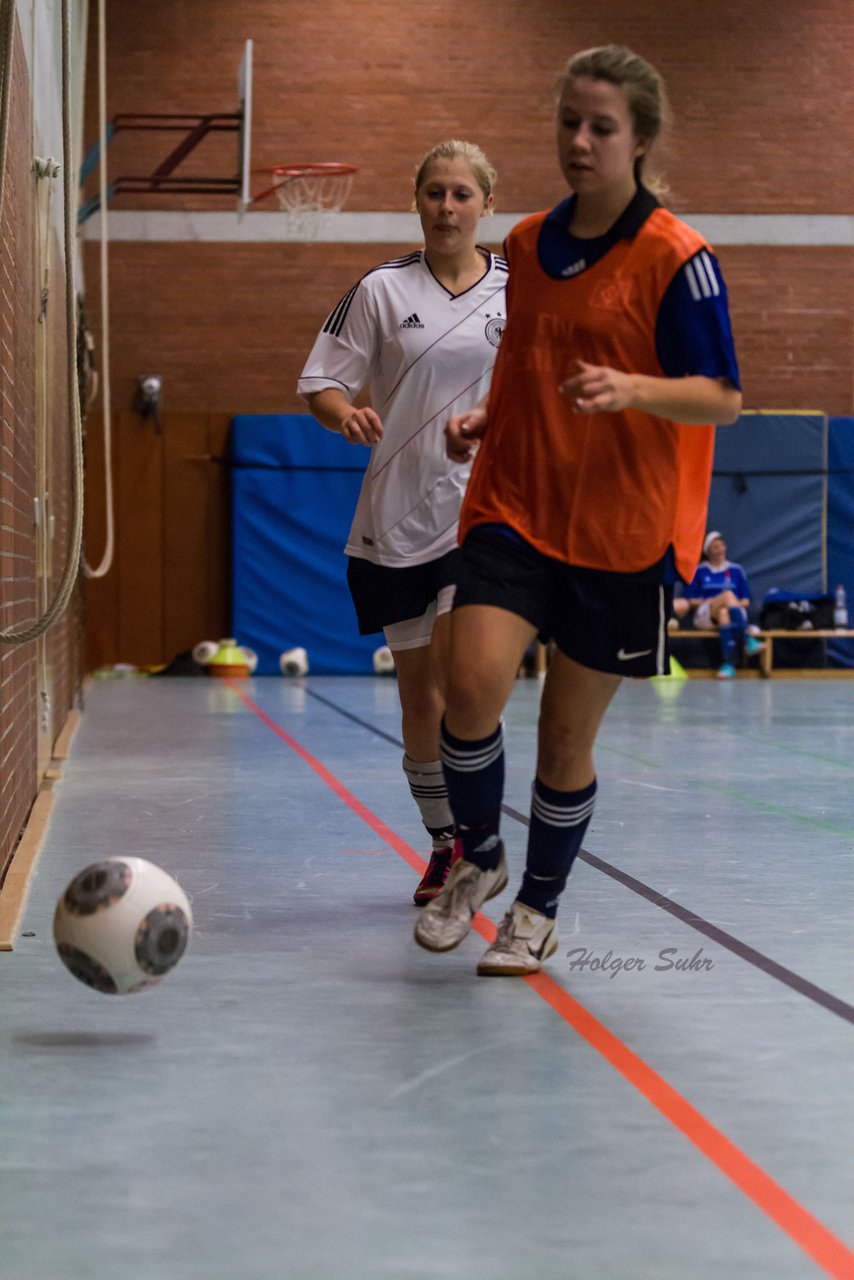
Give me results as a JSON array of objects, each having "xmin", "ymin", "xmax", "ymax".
[{"xmin": 298, "ymin": 249, "xmax": 508, "ymax": 567}]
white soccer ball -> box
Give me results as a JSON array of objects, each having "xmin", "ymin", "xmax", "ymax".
[{"xmin": 53, "ymin": 857, "xmax": 193, "ymax": 995}]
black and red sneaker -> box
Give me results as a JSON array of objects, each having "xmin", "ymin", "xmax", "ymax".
[{"xmin": 413, "ymin": 842, "xmax": 462, "ymax": 907}]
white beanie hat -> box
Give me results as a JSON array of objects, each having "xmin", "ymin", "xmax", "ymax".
[{"xmin": 703, "ymin": 531, "xmax": 723, "ymax": 556}]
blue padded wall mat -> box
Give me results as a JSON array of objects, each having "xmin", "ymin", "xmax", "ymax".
[
  {"xmin": 230, "ymin": 413, "xmax": 851, "ymax": 672},
  {"xmin": 230, "ymin": 412, "xmax": 368, "ymax": 472},
  {"xmin": 230, "ymin": 415, "xmax": 377, "ymax": 675},
  {"xmin": 827, "ymin": 417, "xmax": 854, "ymax": 667},
  {"xmin": 704, "ymin": 413, "xmax": 827, "ymax": 615},
  {"xmin": 711, "ymin": 411, "xmax": 826, "ymax": 475}
]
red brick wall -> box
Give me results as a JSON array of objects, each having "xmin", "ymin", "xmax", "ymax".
[
  {"xmin": 1, "ymin": 25, "xmax": 38, "ymax": 877},
  {"xmin": 81, "ymin": 240, "xmax": 854, "ymax": 418},
  {"xmin": 1, "ymin": 21, "xmax": 80, "ymax": 880},
  {"xmin": 721, "ymin": 248, "xmax": 854, "ymax": 414},
  {"xmin": 81, "ymin": 0, "xmax": 854, "ymax": 415},
  {"xmin": 86, "ymin": 0, "xmax": 854, "ymax": 216}
]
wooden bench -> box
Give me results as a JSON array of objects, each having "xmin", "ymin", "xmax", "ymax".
[
  {"xmin": 669, "ymin": 628, "xmax": 854, "ymax": 677},
  {"xmin": 526, "ymin": 628, "xmax": 854, "ymax": 678}
]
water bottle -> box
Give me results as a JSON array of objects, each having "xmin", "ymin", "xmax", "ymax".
[{"xmin": 834, "ymin": 584, "xmax": 848, "ymax": 629}]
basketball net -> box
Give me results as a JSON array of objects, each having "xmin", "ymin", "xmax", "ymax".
[{"xmin": 262, "ymin": 163, "xmax": 357, "ymax": 240}]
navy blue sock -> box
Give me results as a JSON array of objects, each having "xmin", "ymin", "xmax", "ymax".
[
  {"xmin": 517, "ymin": 777, "xmax": 597, "ymax": 918},
  {"xmin": 728, "ymin": 606, "xmax": 747, "ymax": 637},
  {"xmin": 719, "ymin": 624, "xmax": 737, "ymax": 663},
  {"xmin": 440, "ymin": 719, "xmax": 504, "ymax": 870}
]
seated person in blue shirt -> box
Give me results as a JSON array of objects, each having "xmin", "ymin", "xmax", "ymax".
[{"xmin": 685, "ymin": 531, "xmax": 764, "ymax": 679}]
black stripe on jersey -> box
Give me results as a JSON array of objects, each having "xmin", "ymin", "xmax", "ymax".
[
  {"xmin": 322, "ymin": 252, "xmax": 423, "ymax": 338},
  {"xmin": 375, "ymin": 474, "xmax": 460, "ymax": 547},
  {"xmin": 323, "ymin": 283, "xmax": 360, "ymax": 337},
  {"xmin": 425, "ymin": 248, "xmax": 501, "ymax": 300},
  {"xmin": 298, "ymin": 375, "xmax": 351, "ymax": 395},
  {"xmin": 370, "ymin": 251, "xmax": 423, "ymax": 269},
  {"xmin": 372, "ymin": 369, "xmax": 490, "ymax": 486},
  {"xmin": 380, "ymin": 281, "xmax": 507, "ymax": 408}
]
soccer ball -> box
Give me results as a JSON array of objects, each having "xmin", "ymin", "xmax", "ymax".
[{"xmin": 53, "ymin": 857, "xmax": 193, "ymax": 995}]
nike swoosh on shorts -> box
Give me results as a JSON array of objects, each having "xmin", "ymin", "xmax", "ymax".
[{"xmin": 617, "ymin": 647, "xmax": 653, "ymax": 661}]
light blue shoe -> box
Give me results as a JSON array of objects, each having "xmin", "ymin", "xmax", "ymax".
[
  {"xmin": 744, "ymin": 635, "xmax": 766, "ymax": 657},
  {"xmin": 716, "ymin": 662, "xmax": 736, "ymax": 680}
]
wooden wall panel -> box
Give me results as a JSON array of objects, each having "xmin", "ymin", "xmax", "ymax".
[
  {"xmin": 81, "ymin": 407, "xmax": 121, "ymax": 670},
  {"xmin": 116, "ymin": 417, "xmax": 163, "ymax": 661},
  {"xmin": 84, "ymin": 411, "xmax": 231, "ymax": 670},
  {"xmin": 162, "ymin": 414, "xmax": 233, "ymax": 659},
  {"xmin": 205, "ymin": 416, "xmax": 232, "ymax": 640}
]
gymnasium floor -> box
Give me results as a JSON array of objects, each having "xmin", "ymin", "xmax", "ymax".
[{"xmin": 0, "ymin": 673, "xmax": 852, "ymax": 1280}]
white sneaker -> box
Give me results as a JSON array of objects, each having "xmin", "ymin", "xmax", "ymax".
[
  {"xmin": 476, "ymin": 901, "xmax": 558, "ymax": 976},
  {"xmin": 413, "ymin": 847, "xmax": 508, "ymax": 953}
]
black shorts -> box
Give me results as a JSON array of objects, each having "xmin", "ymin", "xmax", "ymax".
[
  {"xmin": 453, "ymin": 526, "xmax": 673, "ymax": 678},
  {"xmin": 346, "ymin": 550, "xmax": 460, "ymax": 635}
]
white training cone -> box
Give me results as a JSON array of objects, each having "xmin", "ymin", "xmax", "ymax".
[
  {"xmin": 279, "ymin": 647, "xmax": 309, "ymax": 677},
  {"xmin": 372, "ymin": 645, "xmax": 395, "ymax": 674},
  {"xmin": 192, "ymin": 639, "xmax": 219, "ymax": 666}
]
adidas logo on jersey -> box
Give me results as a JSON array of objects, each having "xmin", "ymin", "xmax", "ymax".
[
  {"xmin": 399, "ymin": 313, "xmax": 425, "ymax": 329},
  {"xmin": 561, "ymin": 258, "xmax": 586, "ymax": 277}
]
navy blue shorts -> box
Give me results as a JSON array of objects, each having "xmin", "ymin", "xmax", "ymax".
[
  {"xmin": 453, "ymin": 526, "xmax": 673, "ymax": 678},
  {"xmin": 346, "ymin": 549, "xmax": 460, "ymax": 635}
]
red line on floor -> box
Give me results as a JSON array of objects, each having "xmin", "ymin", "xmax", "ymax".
[
  {"xmin": 228, "ymin": 684, "xmax": 427, "ymax": 878},
  {"xmin": 229, "ymin": 682, "xmax": 854, "ymax": 1280}
]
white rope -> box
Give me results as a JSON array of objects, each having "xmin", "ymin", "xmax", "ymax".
[
  {"xmin": 34, "ymin": 156, "xmax": 59, "ymax": 324},
  {"xmin": 81, "ymin": 0, "xmax": 114, "ymax": 579},
  {"xmin": 33, "ymin": 155, "xmax": 60, "ymax": 178},
  {"xmin": 34, "ymin": 155, "xmax": 56, "ymax": 682}
]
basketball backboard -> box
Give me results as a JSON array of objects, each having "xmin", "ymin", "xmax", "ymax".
[
  {"xmin": 78, "ymin": 37, "xmax": 255, "ymax": 221},
  {"xmin": 237, "ymin": 39, "xmax": 253, "ymax": 209}
]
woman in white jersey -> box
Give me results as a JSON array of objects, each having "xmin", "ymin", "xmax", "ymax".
[{"xmin": 298, "ymin": 141, "xmax": 507, "ymax": 905}]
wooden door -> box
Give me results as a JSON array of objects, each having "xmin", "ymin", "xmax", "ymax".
[{"xmin": 83, "ymin": 411, "xmax": 232, "ymax": 670}]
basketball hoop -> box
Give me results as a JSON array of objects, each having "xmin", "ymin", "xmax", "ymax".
[{"xmin": 250, "ymin": 162, "xmax": 357, "ymax": 239}]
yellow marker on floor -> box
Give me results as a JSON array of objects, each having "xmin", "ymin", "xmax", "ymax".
[{"xmin": 651, "ymin": 654, "xmax": 688, "ymax": 697}]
